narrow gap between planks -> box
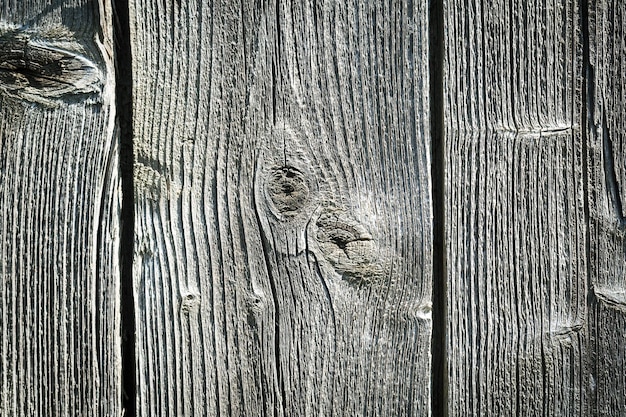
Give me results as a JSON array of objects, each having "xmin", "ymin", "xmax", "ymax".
[
  {"xmin": 429, "ymin": 0, "xmax": 448, "ymax": 414},
  {"xmin": 113, "ymin": 0, "xmax": 137, "ymax": 415},
  {"xmin": 580, "ymin": 0, "xmax": 597, "ymax": 412}
]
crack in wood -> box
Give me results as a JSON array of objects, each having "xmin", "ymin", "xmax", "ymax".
[
  {"xmin": 496, "ymin": 124, "xmax": 576, "ymax": 137},
  {"xmin": 601, "ymin": 110, "xmax": 626, "ymax": 229},
  {"xmin": 593, "ymin": 285, "xmax": 626, "ymax": 312},
  {"xmin": 546, "ymin": 321, "xmax": 584, "ymax": 345}
]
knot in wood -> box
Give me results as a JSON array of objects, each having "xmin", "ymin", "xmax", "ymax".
[
  {"xmin": 313, "ymin": 209, "xmax": 383, "ymax": 283},
  {"xmin": 180, "ymin": 291, "xmax": 201, "ymax": 313},
  {"xmin": 0, "ymin": 30, "xmax": 102, "ymax": 105},
  {"xmin": 316, "ymin": 212, "xmax": 372, "ymax": 250},
  {"xmin": 265, "ymin": 166, "xmax": 309, "ymax": 215}
]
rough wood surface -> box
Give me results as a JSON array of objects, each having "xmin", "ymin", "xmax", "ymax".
[
  {"xmin": 587, "ymin": 1, "xmax": 626, "ymax": 415},
  {"xmin": 130, "ymin": 0, "xmax": 433, "ymax": 415},
  {"xmin": 0, "ymin": 1, "xmax": 119, "ymax": 417},
  {"xmin": 444, "ymin": 1, "xmax": 589, "ymax": 415}
]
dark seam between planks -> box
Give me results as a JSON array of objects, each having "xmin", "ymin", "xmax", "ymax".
[
  {"xmin": 114, "ymin": 0, "xmax": 136, "ymax": 415},
  {"xmin": 580, "ymin": 0, "xmax": 596, "ymax": 414},
  {"xmin": 429, "ymin": 0, "xmax": 448, "ymax": 414}
]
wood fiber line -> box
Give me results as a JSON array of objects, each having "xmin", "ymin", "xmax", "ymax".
[
  {"xmin": 0, "ymin": 1, "xmax": 119, "ymax": 417},
  {"xmin": 587, "ymin": 1, "xmax": 626, "ymax": 415},
  {"xmin": 444, "ymin": 0, "xmax": 588, "ymax": 415},
  {"xmin": 130, "ymin": 0, "xmax": 433, "ymax": 415}
]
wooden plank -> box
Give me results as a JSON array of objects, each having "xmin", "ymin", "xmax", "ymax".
[
  {"xmin": 130, "ymin": 0, "xmax": 432, "ymax": 415},
  {"xmin": 0, "ymin": 2, "xmax": 119, "ymax": 417},
  {"xmin": 587, "ymin": 1, "xmax": 626, "ymax": 415},
  {"xmin": 444, "ymin": 1, "xmax": 589, "ymax": 415}
]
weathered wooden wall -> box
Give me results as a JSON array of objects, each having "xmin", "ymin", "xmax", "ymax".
[
  {"xmin": 2, "ymin": 0, "xmax": 626, "ymax": 416},
  {"xmin": 130, "ymin": 0, "xmax": 433, "ymax": 415},
  {"xmin": 0, "ymin": 1, "xmax": 119, "ymax": 416}
]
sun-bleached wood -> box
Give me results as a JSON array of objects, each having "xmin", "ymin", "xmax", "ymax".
[
  {"xmin": 587, "ymin": 1, "xmax": 626, "ymax": 415},
  {"xmin": 130, "ymin": 0, "xmax": 433, "ymax": 415},
  {"xmin": 0, "ymin": 1, "xmax": 119, "ymax": 417},
  {"xmin": 444, "ymin": 1, "xmax": 589, "ymax": 415}
]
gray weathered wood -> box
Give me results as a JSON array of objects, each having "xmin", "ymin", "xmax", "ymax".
[
  {"xmin": 587, "ymin": 1, "xmax": 626, "ymax": 415},
  {"xmin": 130, "ymin": 0, "xmax": 433, "ymax": 415},
  {"xmin": 0, "ymin": 2, "xmax": 120, "ymax": 417},
  {"xmin": 444, "ymin": 1, "xmax": 589, "ymax": 415}
]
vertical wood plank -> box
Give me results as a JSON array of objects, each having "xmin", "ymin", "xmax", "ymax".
[
  {"xmin": 0, "ymin": 1, "xmax": 119, "ymax": 416},
  {"xmin": 444, "ymin": 1, "xmax": 589, "ymax": 415},
  {"xmin": 130, "ymin": 0, "xmax": 433, "ymax": 415},
  {"xmin": 587, "ymin": 1, "xmax": 626, "ymax": 414}
]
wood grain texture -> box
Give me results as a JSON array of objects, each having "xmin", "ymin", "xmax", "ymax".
[
  {"xmin": 587, "ymin": 1, "xmax": 626, "ymax": 414},
  {"xmin": 444, "ymin": 1, "xmax": 589, "ymax": 415},
  {"xmin": 0, "ymin": 1, "xmax": 119, "ymax": 416},
  {"xmin": 130, "ymin": 0, "xmax": 432, "ymax": 415}
]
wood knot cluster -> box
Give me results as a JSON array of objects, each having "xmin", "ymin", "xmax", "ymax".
[{"xmin": 265, "ymin": 166, "xmax": 309, "ymax": 216}]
